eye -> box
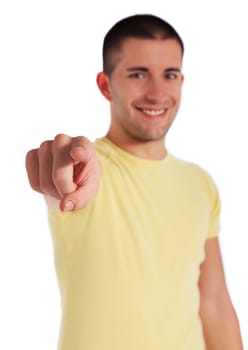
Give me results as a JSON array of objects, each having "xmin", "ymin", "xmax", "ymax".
[
  {"xmin": 129, "ymin": 72, "xmax": 145, "ymax": 79},
  {"xmin": 165, "ymin": 72, "xmax": 180, "ymax": 80}
]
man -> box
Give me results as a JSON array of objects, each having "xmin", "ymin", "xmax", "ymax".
[{"xmin": 25, "ymin": 14, "xmax": 243, "ymax": 350}]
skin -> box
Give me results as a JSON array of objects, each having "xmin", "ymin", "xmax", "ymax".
[
  {"xmin": 97, "ymin": 38, "xmax": 184, "ymax": 160},
  {"xmin": 26, "ymin": 135, "xmax": 101, "ymax": 211},
  {"xmin": 199, "ymin": 238, "xmax": 243, "ymax": 349},
  {"xmin": 25, "ymin": 37, "xmax": 243, "ymax": 348}
]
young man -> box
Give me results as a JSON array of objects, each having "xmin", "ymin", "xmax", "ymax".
[{"xmin": 26, "ymin": 14, "xmax": 243, "ymax": 350}]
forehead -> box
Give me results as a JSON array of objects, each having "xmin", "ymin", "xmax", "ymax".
[{"xmin": 114, "ymin": 37, "xmax": 183, "ymax": 69}]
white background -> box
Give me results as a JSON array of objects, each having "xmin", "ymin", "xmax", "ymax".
[{"xmin": 0, "ymin": 0, "xmax": 247, "ymax": 349}]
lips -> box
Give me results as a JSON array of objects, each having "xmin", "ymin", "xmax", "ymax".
[
  {"xmin": 136, "ymin": 107, "xmax": 167, "ymax": 118},
  {"xmin": 142, "ymin": 108, "xmax": 165, "ymax": 116}
]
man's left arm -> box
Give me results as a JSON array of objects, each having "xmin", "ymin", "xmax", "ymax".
[{"xmin": 198, "ymin": 237, "xmax": 243, "ymax": 349}]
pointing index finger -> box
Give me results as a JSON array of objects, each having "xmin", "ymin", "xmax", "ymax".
[{"xmin": 52, "ymin": 134, "xmax": 76, "ymax": 196}]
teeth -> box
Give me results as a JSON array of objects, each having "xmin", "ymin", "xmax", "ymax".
[{"xmin": 143, "ymin": 109, "xmax": 165, "ymax": 116}]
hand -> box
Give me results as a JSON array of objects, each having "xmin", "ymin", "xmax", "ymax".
[{"xmin": 25, "ymin": 134, "xmax": 101, "ymax": 211}]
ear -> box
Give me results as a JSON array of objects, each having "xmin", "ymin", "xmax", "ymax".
[
  {"xmin": 96, "ymin": 72, "xmax": 112, "ymax": 101},
  {"xmin": 180, "ymin": 73, "xmax": 184, "ymax": 85}
]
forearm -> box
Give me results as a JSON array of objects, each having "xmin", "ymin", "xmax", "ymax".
[{"xmin": 200, "ymin": 297, "xmax": 243, "ymax": 350}]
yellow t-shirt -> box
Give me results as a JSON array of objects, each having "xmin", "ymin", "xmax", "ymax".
[{"xmin": 48, "ymin": 137, "xmax": 221, "ymax": 350}]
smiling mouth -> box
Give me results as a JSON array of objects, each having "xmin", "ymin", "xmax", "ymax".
[{"xmin": 137, "ymin": 108, "xmax": 167, "ymax": 117}]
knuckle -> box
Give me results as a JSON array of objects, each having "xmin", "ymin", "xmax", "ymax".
[
  {"xmin": 54, "ymin": 133, "xmax": 71, "ymax": 145},
  {"xmin": 26, "ymin": 149, "xmax": 36, "ymax": 159},
  {"xmin": 74, "ymin": 135, "xmax": 89, "ymax": 142},
  {"xmin": 25, "ymin": 149, "xmax": 37, "ymax": 166},
  {"xmin": 39, "ymin": 140, "xmax": 51, "ymax": 154},
  {"xmin": 54, "ymin": 133, "xmax": 65, "ymax": 142},
  {"xmin": 73, "ymin": 136, "xmax": 91, "ymax": 149},
  {"xmin": 40, "ymin": 140, "xmax": 50, "ymax": 148}
]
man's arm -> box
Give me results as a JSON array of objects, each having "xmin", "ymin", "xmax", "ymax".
[
  {"xmin": 25, "ymin": 134, "xmax": 101, "ymax": 211},
  {"xmin": 198, "ymin": 237, "xmax": 243, "ymax": 349}
]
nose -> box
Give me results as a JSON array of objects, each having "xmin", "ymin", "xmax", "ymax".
[{"xmin": 144, "ymin": 79, "xmax": 170, "ymax": 106}]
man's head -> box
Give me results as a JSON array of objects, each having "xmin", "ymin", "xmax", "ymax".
[
  {"xmin": 102, "ymin": 14, "xmax": 184, "ymax": 76},
  {"xmin": 97, "ymin": 14, "xmax": 184, "ymax": 158}
]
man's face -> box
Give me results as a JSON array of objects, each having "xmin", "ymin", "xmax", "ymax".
[{"xmin": 99, "ymin": 38, "xmax": 184, "ymax": 144}]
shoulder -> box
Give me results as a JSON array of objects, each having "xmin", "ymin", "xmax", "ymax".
[
  {"xmin": 169, "ymin": 153, "xmax": 214, "ymax": 179},
  {"xmin": 169, "ymin": 153, "xmax": 220, "ymax": 201},
  {"xmin": 93, "ymin": 138, "xmax": 115, "ymax": 162}
]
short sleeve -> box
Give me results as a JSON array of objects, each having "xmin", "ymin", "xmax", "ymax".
[{"xmin": 205, "ymin": 173, "xmax": 221, "ymax": 239}]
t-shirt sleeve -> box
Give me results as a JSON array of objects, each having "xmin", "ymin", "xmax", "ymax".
[{"xmin": 205, "ymin": 172, "xmax": 221, "ymax": 239}]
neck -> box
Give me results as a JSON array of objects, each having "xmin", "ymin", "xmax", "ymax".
[{"xmin": 106, "ymin": 132, "xmax": 167, "ymax": 160}]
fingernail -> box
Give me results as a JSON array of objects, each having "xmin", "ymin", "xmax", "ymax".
[{"xmin": 63, "ymin": 200, "xmax": 74, "ymax": 212}]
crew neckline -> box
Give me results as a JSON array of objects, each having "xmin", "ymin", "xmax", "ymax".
[{"xmin": 95, "ymin": 137, "xmax": 172, "ymax": 168}]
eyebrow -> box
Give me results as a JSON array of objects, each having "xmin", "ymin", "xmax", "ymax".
[
  {"xmin": 165, "ymin": 67, "xmax": 182, "ymax": 73},
  {"xmin": 126, "ymin": 67, "xmax": 182, "ymax": 73}
]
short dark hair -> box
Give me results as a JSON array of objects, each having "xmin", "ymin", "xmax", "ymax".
[{"xmin": 102, "ymin": 14, "xmax": 184, "ymax": 76}]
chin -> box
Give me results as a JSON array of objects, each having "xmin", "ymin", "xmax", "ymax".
[{"xmin": 132, "ymin": 131, "xmax": 166, "ymax": 143}]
